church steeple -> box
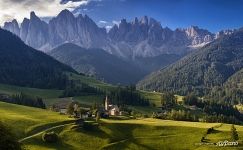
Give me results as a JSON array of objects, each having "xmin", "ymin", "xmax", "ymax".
[{"xmin": 105, "ymin": 96, "xmax": 108, "ymax": 111}]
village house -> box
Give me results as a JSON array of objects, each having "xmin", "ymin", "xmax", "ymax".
[
  {"xmin": 51, "ymin": 98, "xmax": 71, "ymax": 114},
  {"xmin": 77, "ymin": 107, "xmax": 91, "ymax": 119},
  {"xmin": 51, "ymin": 98, "xmax": 91, "ymax": 118}
]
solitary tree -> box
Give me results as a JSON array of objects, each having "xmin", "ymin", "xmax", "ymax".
[
  {"xmin": 231, "ymin": 124, "xmax": 239, "ymax": 141},
  {"xmin": 183, "ymin": 93, "xmax": 198, "ymax": 106},
  {"xmin": 96, "ymin": 111, "xmax": 100, "ymax": 122},
  {"xmin": 161, "ymin": 92, "xmax": 177, "ymax": 107},
  {"xmin": 67, "ymin": 101, "xmax": 80, "ymax": 116}
]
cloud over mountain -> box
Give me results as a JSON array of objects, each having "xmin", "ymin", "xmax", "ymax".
[{"xmin": 0, "ymin": 0, "xmax": 87, "ymax": 25}]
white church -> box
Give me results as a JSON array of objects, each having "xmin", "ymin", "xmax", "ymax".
[{"xmin": 104, "ymin": 96, "xmax": 120, "ymax": 116}]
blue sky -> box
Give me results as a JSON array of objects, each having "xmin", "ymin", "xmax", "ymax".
[
  {"xmin": 1, "ymin": 0, "xmax": 243, "ymax": 32},
  {"xmin": 72, "ymin": 0, "xmax": 243, "ymax": 32}
]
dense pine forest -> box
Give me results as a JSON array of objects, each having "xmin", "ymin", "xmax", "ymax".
[
  {"xmin": 138, "ymin": 29, "xmax": 243, "ymax": 100},
  {"xmin": 0, "ymin": 29, "xmax": 75, "ymax": 89}
]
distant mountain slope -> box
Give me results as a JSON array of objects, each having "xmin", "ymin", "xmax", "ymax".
[
  {"xmin": 224, "ymin": 68, "xmax": 243, "ymax": 90},
  {"xmin": 0, "ymin": 28, "xmax": 75, "ymax": 89},
  {"xmin": 48, "ymin": 43, "xmax": 146, "ymax": 85},
  {"xmin": 133, "ymin": 54, "xmax": 181, "ymax": 73},
  {"xmin": 137, "ymin": 28, "xmax": 243, "ymax": 95}
]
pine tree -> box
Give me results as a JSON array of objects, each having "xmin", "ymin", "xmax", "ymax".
[
  {"xmin": 96, "ymin": 111, "xmax": 100, "ymax": 122},
  {"xmin": 231, "ymin": 124, "xmax": 239, "ymax": 141}
]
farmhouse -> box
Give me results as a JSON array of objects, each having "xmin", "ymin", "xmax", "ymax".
[
  {"xmin": 51, "ymin": 98, "xmax": 72, "ymax": 114},
  {"xmin": 104, "ymin": 96, "xmax": 120, "ymax": 116}
]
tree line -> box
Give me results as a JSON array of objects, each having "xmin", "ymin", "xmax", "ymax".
[
  {"xmin": 183, "ymin": 93, "xmax": 243, "ymax": 124},
  {"xmin": 108, "ymin": 85, "xmax": 150, "ymax": 106},
  {"xmin": 156, "ymin": 92, "xmax": 243, "ymax": 124},
  {"xmin": 0, "ymin": 92, "xmax": 46, "ymax": 109},
  {"xmin": 60, "ymin": 80, "xmax": 104, "ymax": 97}
]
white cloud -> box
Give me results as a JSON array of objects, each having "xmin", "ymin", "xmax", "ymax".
[
  {"xmin": 112, "ymin": 20, "xmax": 120, "ymax": 25},
  {"xmin": 105, "ymin": 25, "xmax": 112, "ymax": 32},
  {"xmin": 0, "ymin": 0, "xmax": 89, "ymax": 25},
  {"xmin": 99, "ymin": 20, "xmax": 108, "ymax": 24}
]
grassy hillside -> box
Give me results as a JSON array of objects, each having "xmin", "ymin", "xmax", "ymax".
[
  {"xmin": 0, "ymin": 76, "xmax": 162, "ymax": 116},
  {"xmin": 0, "ymin": 102, "xmax": 72, "ymax": 138},
  {"xmin": 1, "ymin": 102, "xmax": 243, "ymax": 150},
  {"xmin": 68, "ymin": 73, "xmax": 116, "ymax": 91},
  {"xmin": 0, "ymin": 84, "xmax": 62, "ymax": 99}
]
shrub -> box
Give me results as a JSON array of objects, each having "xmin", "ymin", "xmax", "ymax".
[
  {"xmin": 206, "ymin": 127, "xmax": 214, "ymax": 134},
  {"xmin": 231, "ymin": 124, "xmax": 239, "ymax": 141},
  {"xmin": 0, "ymin": 122, "xmax": 21, "ymax": 150},
  {"xmin": 201, "ymin": 136, "xmax": 205, "ymax": 142},
  {"xmin": 42, "ymin": 132, "xmax": 58, "ymax": 143}
]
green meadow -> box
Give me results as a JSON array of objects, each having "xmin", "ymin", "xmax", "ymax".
[
  {"xmin": 0, "ymin": 77, "xmax": 242, "ymax": 150},
  {"xmin": 1, "ymin": 101, "xmax": 243, "ymax": 150}
]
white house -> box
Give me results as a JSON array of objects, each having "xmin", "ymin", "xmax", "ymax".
[{"xmin": 59, "ymin": 108, "xmax": 67, "ymax": 114}]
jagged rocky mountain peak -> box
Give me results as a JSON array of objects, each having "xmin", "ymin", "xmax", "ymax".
[
  {"xmin": 3, "ymin": 19, "xmax": 20, "ymax": 36},
  {"xmin": 10, "ymin": 19, "xmax": 19, "ymax": 26},
  {"xmin": 2, "ymin": 10, "xmax": 237, "ymax": 58},
  {"xmin": 30, "ymin": 11, "xmax": 40, "ymax": 20},
  {"xmin": 58, "ymin": 9, "xmax": 74, "ymax": 18},
  {"xmin": 22, "ymin": 18, "xmax": 30, "ymax": 22},
  {"xmin": 132, "ymin": 17, "xmax": 139, "ymax": 25},
  {"xmin": 140, "ymin": 16, "xmax": 148, "ymax": 25}
]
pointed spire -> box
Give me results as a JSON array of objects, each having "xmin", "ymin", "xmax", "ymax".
[
  {"xmin": 140, "ymin": 16, "xmax": 148, "ymax": 25},
  {"xmin": 57, "ymin": 9, "xmax": 74, "ymax": 18},
  {"xmin": 30, "ymin": 11, "xmax": 37, "ymax": 19},
  {"xmin": 105, "ymin": 96, "xmax": 109, "ymax": 111}
]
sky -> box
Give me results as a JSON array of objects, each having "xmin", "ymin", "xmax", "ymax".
[{"xmin": 0, "ymin": 0, "xmax": 243, "ymax": 32}]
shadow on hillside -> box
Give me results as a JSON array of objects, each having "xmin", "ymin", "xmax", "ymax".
[
  {"xmin": 210, "ymin": 129, "xmax": 221, "ymax": 134},
  {"xmin": 23, "ymin": 135, "xmax": 75, "ymax": 150},
  {"xmin": 98, "ymin": 123, "xmax": 158, "ymax": 150}
]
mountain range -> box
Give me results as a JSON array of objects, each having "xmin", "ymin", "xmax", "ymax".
[
  {"xmin": 137, "ymin": 28, "xmax": 243, "ymax": 96},
  {"xmin": 2, "ymin": 9, "xmax": 241, "ymax": 86},
  {"xmin": 2, "ymin": 9, "xmax": 234, "ymax": 59}
]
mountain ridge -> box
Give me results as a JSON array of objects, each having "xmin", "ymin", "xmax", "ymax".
[
  {"xmin": 0, "ymin": 28, "xmax": 75, "ymax": 89},
  {"xmin": 48, "ymin": 43, "xmax": 146, "ymax": 85},
  {"xmin": 48, "ymin": 43, "xmax": 181, "ymax": 85},
  {"xmin": 2, "ymin": 9, "xmax": 234, "ymax": 59},
  {"xmin": 137, "ymin": 28, "xmax": 243, "ymax": 95}
]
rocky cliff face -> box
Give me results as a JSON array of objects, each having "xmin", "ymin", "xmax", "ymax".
[
  {"xmin": 20, "ymin": 18, "xmax": 30, "ymax": 42},
  {"xmin": 25, "ymin": 12, "xmax": 49, "ymax": 50},
  {"xmin": 3, "ymin": 19, "xmax": 20, "ymax": 36},
  {"xmin": 2, "ymin": 10, "xmax": 234, "ymax": 58},
  {"xmin": 107, "ymin": 17, "xmax": 217, "ymax": 57}
]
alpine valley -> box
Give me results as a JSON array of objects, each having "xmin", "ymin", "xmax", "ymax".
[
  {"xmin": 2, "ymin": 9, "xmax": 234, "ymax": 84},
  {"xmin": 1, "ymin": 3, "xmax": 243, "ymax": 150}
]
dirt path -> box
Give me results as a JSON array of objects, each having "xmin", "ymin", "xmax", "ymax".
[{"xmin": 19, "ymin": 122, "xmax": 74, "ymax": 143}]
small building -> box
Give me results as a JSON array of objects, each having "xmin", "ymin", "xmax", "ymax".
[
  {"xmin": 59, "ymin": 108, "xmax": 67, "ymax": 115},
  {"xmin": 104, "ymin": 96, "xmax": 120, "ymax": 116},
  {"xmin": 77, "ymin": 107, "xmax": 91, "ymax": 119},
  {"xmin": 51, "ymin": 98, "xmax": 71, "ymax": 113},
  {"xmin": 189, "ymin": 105, "xmax": 197, "ymax": 110},
  {"xmin": 110, "ymin": 105, "xmax": 120, "ymax": 116}
]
